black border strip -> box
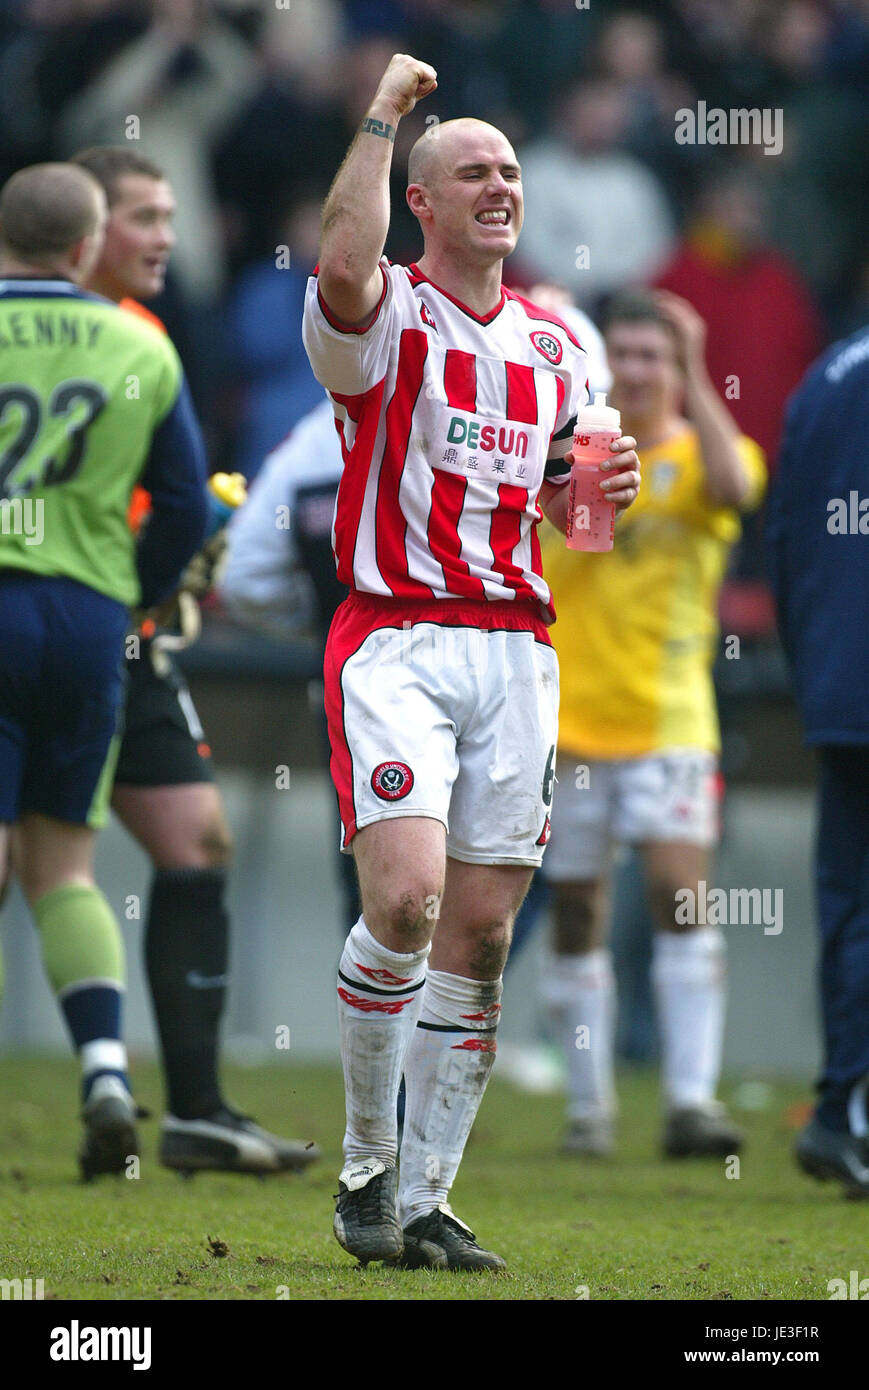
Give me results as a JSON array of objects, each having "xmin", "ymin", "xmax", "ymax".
[
  {"xmin": 337, "ymin": 969, "xmax": 424, "ymax": 998},
  {"xmin": 416, "ymin": 1021, "xmax": 498, "ymax": 1034}
]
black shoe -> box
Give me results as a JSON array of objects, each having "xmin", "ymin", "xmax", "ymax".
[
  {"xmin": 663, "ymin": 1102, "xmax": 743, "ymax": 1158},
  {"xmin": 79, "ymin": 1076, "xmax": 139, "ymax": 1182},
  {"xmin": 333, "ymin": 1159, "xmax": 404, "ymax": 1265},
  {"xmin": 795, "ymin": 1118, "xmax": 869, "ymax": 1199},
  {"xmin": 400, "ymin": 1205, "xmax": 506, "ymax": 1271},
  {"xmin": 160, "ymin": 1106, "xmax": 320, "ymax": 1175}
]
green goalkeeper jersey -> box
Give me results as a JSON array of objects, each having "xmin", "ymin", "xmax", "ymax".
[{"xmin": 0, "ymin": 278, "xmax": 205, "ymax": 607}]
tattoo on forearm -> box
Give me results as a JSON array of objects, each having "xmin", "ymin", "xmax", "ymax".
[{"xmin": 360, "ymin": 116, "xmax": 395, "ymax": 142}]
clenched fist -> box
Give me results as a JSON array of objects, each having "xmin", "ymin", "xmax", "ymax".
[{"xmin": 373, "ymin": 54, "xmax": 438, "ymax": 120}]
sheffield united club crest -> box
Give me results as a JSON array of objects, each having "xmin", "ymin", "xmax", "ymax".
[
  {"xmin": 371, "ymin": 761, "xmax": 415, "ymax": 801},
  {"xmin": 530, "ymin": 330, "xmax": 563, "ymax": 365}
]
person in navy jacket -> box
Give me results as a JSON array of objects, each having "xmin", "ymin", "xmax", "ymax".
[{"xmin": 767, "ymin": 324, "xmax": 869, "ymax": 1197}]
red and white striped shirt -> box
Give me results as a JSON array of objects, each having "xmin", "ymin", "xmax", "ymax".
[{"xmin": 302, "ymin": 260, "xmax": 588, "ymax": 621}]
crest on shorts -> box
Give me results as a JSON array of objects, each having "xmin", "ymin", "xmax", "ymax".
[
  {"xmin": 371, "ymin": 761, "xmax": 415, "ymax": 801},
  {"xmin": 530, "ymin": 330, "xmax": 562, "ymax": 365},
  {"xmin": 535, "ymin": 815, "xmax": 552, "ymax": 846}
]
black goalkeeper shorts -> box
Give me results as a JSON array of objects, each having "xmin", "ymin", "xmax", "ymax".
[{"xmin": 113, "ymin": 640, "xmax": 215, "ymax": 788}]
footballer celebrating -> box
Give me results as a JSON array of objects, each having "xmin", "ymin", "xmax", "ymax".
[{"xmin": 303, "ymin": 54, "xmax": 640, "ymax": 1269}]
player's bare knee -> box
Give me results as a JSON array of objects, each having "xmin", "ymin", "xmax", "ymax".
[
  {"xmin": 467, "ymin": 924, "xmax": 511, "ymax": 979},
  {"xmin": 647, "ymin": 876, "xmax": 684, "ymax": 932},
  {"xmin": 553, "ymin": 884, "xmax": 603, "ymax": 954},
  {"xmin": 390, "ymin": 885, "xmax": 437, "ymax": 942},
  {"xmin": 199, "ymin": 816, "xmax": 233, "ymax": 869},
  {"xmin": 369, "ymin": 882, "xmax": 441, "ymax": 950}
]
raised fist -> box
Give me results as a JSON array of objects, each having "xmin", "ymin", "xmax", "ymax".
[{"xmin": 374, "ymin": 54, "xmax": 438, "ymax": 119}]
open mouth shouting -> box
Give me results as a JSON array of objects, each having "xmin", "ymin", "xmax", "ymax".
[{"xmin": 475, "ymin": 207, "xmax": 511, "ymax": 227}]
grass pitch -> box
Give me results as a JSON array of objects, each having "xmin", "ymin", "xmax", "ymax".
[{"xmin": 0, "ymin": 1056, "xmax": 860, "ymax": 1302}]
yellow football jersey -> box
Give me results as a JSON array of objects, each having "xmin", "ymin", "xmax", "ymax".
[{"xmin": 544, "ymin": 425, "xmax": 766, "ymax": 758}]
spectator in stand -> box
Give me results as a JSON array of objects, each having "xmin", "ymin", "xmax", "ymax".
[
  {"xmin": 823, "ymin": 0, "xmax": 869, "ymax": 95},
  {"xmin": 594, "ymin": 9, "xmax": 699, "ymax": 219},
  {"xmin": 834, "ymin": 253, "xmax": 869, "ymax": 343},
  {"xmin": 221, "ymin": 189, "xmax": 328, "ymax": 480},
  {"xmin": 215, "ymin": 34, "xmax": 423, "ymax": 274},
  {"xmin": 654, "ymin": 165, "xmax": 822, "ymax": 470},
  {"xmin": 518, "ymin": 76, "xmax": 676, "ymax": 309},
  {"xmin": 0, "ymin": 1, "xmax": 147, "ymax": 187},
  {"xmin": 344, "ymin": 0, "xmax": 528, "ymax": 143},
  {"xmin": 665, "ymin": 0, "xmax": 772, "ymax": 110},
  {"xmin": 261, "ymin": 0, "xmax": 343, "ymax": 78},
  {"xmin": 754, "ymin": 0, "xmax": 869, "ymax": 313},
  {"xmin": 59, "ymin": 0, "xmax": 257, "ymax": 313}
]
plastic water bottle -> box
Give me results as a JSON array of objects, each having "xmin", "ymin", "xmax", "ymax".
[{"xmin": 565, "ymin": 393, "xmax": 621, "ymax": 552}]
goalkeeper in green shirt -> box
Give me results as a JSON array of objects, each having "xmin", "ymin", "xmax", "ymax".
[{"xmin": 0, "ymin": 161, "xmax": 208, "ymax": 1177}]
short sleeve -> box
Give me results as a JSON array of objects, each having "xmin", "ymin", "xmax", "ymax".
[
  {"xmin": 699, "ymin": 434, "xmax": 768, "ymax": 541},
  {"xmin": 736, "ymin": 435, "xmax": 767, "ymax": 514},
  {"xmin": 302, "ymin": 261, "xmax": 394, "ymax": 396}
]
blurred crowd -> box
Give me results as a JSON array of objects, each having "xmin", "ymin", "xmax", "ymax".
[{"xmin": 1, "ymin": 0, "xmax": 867, "ymax": 519}]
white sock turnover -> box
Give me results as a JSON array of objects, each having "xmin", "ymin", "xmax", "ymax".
[
  {"xmin": 337, "ymin": 916, "xmax": 429, "ymax": 1170},
  {"xmin": 398, "ymin": 968, "xmax": 502, "ymax": 1226},
  {"xmin": 542, "ymin": 950, "xmax": 617, "ymax": 1122},
  {"xmin": 652, "ymin": 928, "xmax": 726, "ymax": 1111}
]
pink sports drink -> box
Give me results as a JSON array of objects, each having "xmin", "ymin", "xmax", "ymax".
[{"xmin": 565, "ymin": 392, "xmax": 621, "ymax": 552}]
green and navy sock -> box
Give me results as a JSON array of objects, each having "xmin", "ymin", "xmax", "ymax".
[{"xmin": 33, "ymin": 883, "xmax": 130, "ymax": 1101}]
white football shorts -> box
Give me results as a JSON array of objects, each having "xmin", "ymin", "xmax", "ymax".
[
  {"xmin": 324, "ymin": 594, "xmax": 560, "ymax": 867},
  {"xmin": 543, "ymin": 749, "xmax": 721, "ymax": 882}
]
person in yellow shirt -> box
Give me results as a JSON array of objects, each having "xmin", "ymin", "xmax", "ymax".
[{"xmin": 541, "ymin": 288, "xmax": 766, "ymax": 1158}]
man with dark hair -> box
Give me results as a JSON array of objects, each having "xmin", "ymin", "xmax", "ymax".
[
  {"xmin": 72, "ymin": 147, "xmax": 177, "ymax": 315},
  {"xmin": 0, "ymin": 162, "xmax": 207, "ymax": 1178},
  {"xmin": 70, "ymin": 146, "xmax": 318, "ymax": 1177},
  {"xmin": 69, "ymin": 148, "xmax": 165, "ymax": 205},
  {"xmin": 540, "ymin": 287, "xmax": 765, "ymax": 1159}
]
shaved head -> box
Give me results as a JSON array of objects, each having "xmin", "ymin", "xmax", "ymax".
[
  {"xmin": 408, "ymin": 118, "xmax": 516, "ymax": 189},
  {"xmin": 0, "ymin": 163, "xmax": 104, "ymax": 265},
  {"xmin": 404, "ymin": 115, "xmax": 523, "ymax": 281}
]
